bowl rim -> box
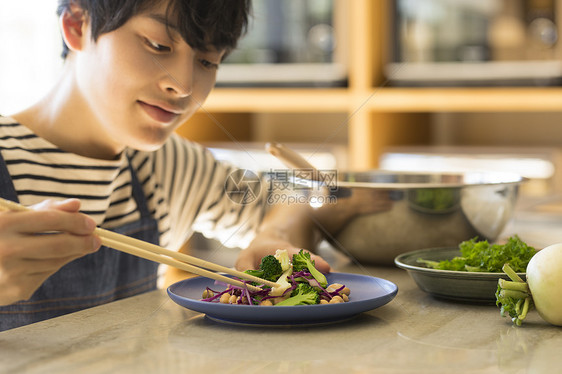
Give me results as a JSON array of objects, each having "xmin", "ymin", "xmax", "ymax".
[
  {"xmin": 285, "ymin": 170, "xmax": 528, "ymax": 190},
  {"xmin": 339, "ymin": 170, "xmax": 527, "ymax": 188},
  {"xmin": 394, "ymin": 247, "xmax": 526, "ymax": 278}
]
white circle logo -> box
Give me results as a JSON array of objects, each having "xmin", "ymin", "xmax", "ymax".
[{"xmin": 225, "ymin": 169, "xmax": 261, "ymax": 205}]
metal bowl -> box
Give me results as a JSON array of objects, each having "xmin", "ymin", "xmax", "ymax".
[
  {"xmin": 310, "ymin": 170, "xmax": 525, "ymax": 265},
  {"xmin": 394, "ymin": 247, "xmax": 526, "ymax": 303}
]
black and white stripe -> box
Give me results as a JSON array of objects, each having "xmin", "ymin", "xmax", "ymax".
[{"xmin": 0, "ymin": 117, "xmax": 265, "ymax": 250}]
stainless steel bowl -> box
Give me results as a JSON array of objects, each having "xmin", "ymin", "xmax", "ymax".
[
  {"xmin": 310, "ymin": 170, "xmax": 525, "ymax": 265},
  {"xmin": 394, "ymin": 247, "xmax": 526, "ymax": 303}
]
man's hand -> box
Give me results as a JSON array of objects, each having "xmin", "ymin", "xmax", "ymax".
[
  {"xmin": 0, "ymin": 199, "xmax": 101, "ymax": 305},
  {"xmin": 235, "ymin": 235, "xmax": 330, "ymax": 273},
  {"xmin": 234, "ymin": 187, "xmax": 392, "ymax": 274}
]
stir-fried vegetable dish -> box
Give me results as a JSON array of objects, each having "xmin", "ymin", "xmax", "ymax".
[
  {"xmin": 201, "ymin": 249, "xmax": 350, "ymax": 306},
  {"xmin": 418, "ymin": 236, "xmax": 536, "ymax": 273}
]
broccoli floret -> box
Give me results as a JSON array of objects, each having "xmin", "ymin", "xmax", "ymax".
[
  {"xmin": 260, "ymin": 255, "xmax": 283, "ymax": 281},
  {"xmin": 292, "ymin": 249, "xmax": 328, "ymax": 287},
  {"xmin": 244, "ymin": 255, "xmax": 283, "ymax": 282},
  {"xmin": 276, "ymin": 283, "xmax": 320, "ymax": 306}
]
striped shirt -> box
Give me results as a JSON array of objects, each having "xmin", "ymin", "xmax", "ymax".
[{"xmin": 0, "ymin": 116, "xmax": 266, "ymax": 251}]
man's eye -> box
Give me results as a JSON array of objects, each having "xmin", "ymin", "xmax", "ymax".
[
  {"xmin": 199, "ymin": 59, "xmax": 219, "ymax": 70},
  {"xmin": 145, "ymin": 38, "xmax": 171, "ymax": 53}
]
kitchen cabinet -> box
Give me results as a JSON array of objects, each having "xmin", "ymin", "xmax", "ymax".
[{"xmin": 177, "ymin": 0, "xmax": 562, "ymax": 170}]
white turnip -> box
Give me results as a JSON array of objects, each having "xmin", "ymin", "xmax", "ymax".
[
  {"xmin": 496, "ymin": 243, "xmax": 562, "ymax": 326},
  {"xmin": 526, "ymin": 243, "xmax": 562, "ymax": 325}
]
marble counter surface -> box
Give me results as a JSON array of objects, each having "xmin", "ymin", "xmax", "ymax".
[{"xmin": 1, "ymin": 261, "xmax": 561, "ymax": 374}]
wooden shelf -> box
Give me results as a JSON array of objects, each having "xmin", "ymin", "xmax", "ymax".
[
  {"xmin": 181, "ymin": 0, "xmax": 562, "ymax": 170},
  {"xmin": 204, "ymin": 87, "xmax": 562, "ymax": 113},
  {"xmin": 202, "ymin": 88, "xmax": 350, "ymax": 113},
  {"xmin": 364, "ymin": 87, "xmax": 562, "ymax": 112}
]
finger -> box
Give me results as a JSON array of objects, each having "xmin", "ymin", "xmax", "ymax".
[
  {"xmin": 27, "ymin": 198, "xmax": 94, "ymax": 231},
  {"xmin": 0, "ymin": 209, "xmax": 96, "ymax": 236},
  {"xmin": 25, "ymin": 254, "xmax": 85, "ymax": 275},
  {"xmin": 285, "ymin": 248, "xmax": 331, "ymax": 273},
  {"xmin": 234, "ymin": 250, "xmax": 257, "ymax": 271},
  {"xmin": 236, "ymin": 246, "xmax": 332, "ymax": 273},
  {"xmin": 44, "ymin": 198, "xmax": 82, "ymax": 213},
  {"xmin": 289, "ymin": 248, "xmax": 331, "ymax": 273},
  {"xmin": 18, "ymin": 232, "xmax": 101, "ymax": 260},
  {"xmin": 4, "ymin": 255, "xmax": 81, "ymax": 279},
  {"xmin": 310, "ymin": 253, "xmax": 331, "ymax": 273}
]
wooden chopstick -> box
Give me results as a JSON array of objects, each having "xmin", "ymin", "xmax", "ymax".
[
  {"xmin": 96, "ymin": 227, "xmax": 278, "ymax": 288},
  {"xmin": 266, "ymin": 142, "xmax": 325, "ymax": 181},
  {"xmin": 98, "ymin": 236, "xmax": 263, "ymax": 292},
  {"xmin": 0, "ymin": 198, "xmax": 277, "ymax": 291}
]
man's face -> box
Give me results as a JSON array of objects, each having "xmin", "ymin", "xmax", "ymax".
[{"xmin": 75, "ymin": 1, "xmax": 225, "ymax": 153}]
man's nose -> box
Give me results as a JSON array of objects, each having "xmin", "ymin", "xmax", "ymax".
[{"xmin": 155, "ymin": 57, "xmax": 193, "ymax": 98}]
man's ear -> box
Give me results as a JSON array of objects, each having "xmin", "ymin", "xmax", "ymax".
[{"xmin": 60, "ymin": 3, "xmax": 88, "ymax": 53}]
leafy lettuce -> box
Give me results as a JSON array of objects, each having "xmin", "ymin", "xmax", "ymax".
[{"xmin": 418, "ymin": 236, "xmax": 536, "ymax": 273}]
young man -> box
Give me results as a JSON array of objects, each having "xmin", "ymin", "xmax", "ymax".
[{"xmin": 0, "ymin": 0, "xmax": 329, "ymax": 330}]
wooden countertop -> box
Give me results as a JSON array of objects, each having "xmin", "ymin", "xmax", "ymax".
[{"xmin": 1, "ymin": 260, "xmax": 560, "ymax": 374}]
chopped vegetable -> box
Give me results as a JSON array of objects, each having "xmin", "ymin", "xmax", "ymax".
[
  {"xmin": 418, "ymin": 236, "xmax": 536, "ymax": 273},
  {"xmin": 268, "ymin": 266, "xmax": 293, "ymax": 298},
  {"xmin": 276, "ymin": 283, "xmax": 319, "ymax": 306},
  {"xmin": 201, "ymin": 249, "xmax": 349, "ymax": 306},
  {"xmin": 243, "ymin": 254, "xmax": 283, "ymax": 282},
  {"xmin": 292, "ymin": 249, "xmax": 328, "ymax": 287},
  {"xmin": 274, "ymin": 249, "xmax": 291, "ymax": 272},
  {"xmin": 496, "ymin": 243, "xmax": 562, "ymax": 326}
]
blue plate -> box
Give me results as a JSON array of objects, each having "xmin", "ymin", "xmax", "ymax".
[{"xmin": 167, "ymin": 273, "xmax": 398, "ymax": 326}]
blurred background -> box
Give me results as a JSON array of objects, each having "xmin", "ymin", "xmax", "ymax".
[
  {"xmin": 5, "ymin": 1, "xmax": 562, "ymax": 194},
  {"xmin": 4, "ymin": 0, "xmax": 562, "ymax": 266}
]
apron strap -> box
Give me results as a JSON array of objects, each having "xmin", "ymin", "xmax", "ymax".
[
  {"xmin": 0, "ymin": 148, "xmax": 19, "ymax": 203},
  {"xmin": 126, "ymin": 153, "xmax": 151, "ymax": 219}
]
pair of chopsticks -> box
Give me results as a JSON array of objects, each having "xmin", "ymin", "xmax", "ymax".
[
  {"xmin": 266, "ymin": 142, "xmax": 323, "ymax": 181},
  {"xmin": 0, "ymin": 198, "xmax": 277, "ymax": 292}
]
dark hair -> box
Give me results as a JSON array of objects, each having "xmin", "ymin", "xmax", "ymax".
[{"xmin": 57, "ymin": 0, "xmax": 251, "ymax": 59}]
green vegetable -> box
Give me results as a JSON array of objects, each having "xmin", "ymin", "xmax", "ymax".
[
  {"xmin": 276, "ymin": 283, "xmax": 320, "ymax": 306},
  {"xmin": 418, "ymin": 236, "xmax": 536, "ymax": 273},
  {"xmin": 292, "ymin": 249, "xmax": 328, "ymax": 287},
  {"xmin": 244, "ymin": 255, "xmax": 283, "ymax": 282},
  {"xmin": 410, "ymin": 188, "xmax": 459, "ymax": 211},
  {"xmin": 269, "ymin": 267, "xmax": 293, "ymax": 298},
  {"xmin": 497, "ymin": 244, "xmax": 562, "ymax": 326},
  {"xmin": 495, "ymin": 264, "xmax": 533, "ymax": 326},
  {"xmin": 202, "ymin": 249, "xmax": 350, "ymax": 307}
]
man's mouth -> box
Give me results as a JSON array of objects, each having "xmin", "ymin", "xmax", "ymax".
[{"xmin": 138, "ymin": 101, "xmax": 182, "ymax": 123}]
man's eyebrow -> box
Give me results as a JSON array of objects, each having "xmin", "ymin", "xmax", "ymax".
[{"xmin": 146, "ymin": 14, "xmax": 179, "ymax": 31}]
